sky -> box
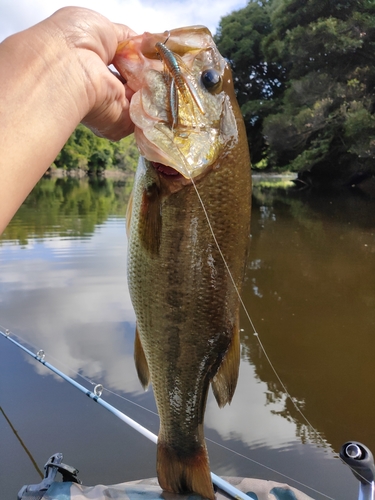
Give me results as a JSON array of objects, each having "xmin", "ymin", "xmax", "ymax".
[{"xmin": 0, "ymin": 0, "xmax": 248, "ymax": 42}]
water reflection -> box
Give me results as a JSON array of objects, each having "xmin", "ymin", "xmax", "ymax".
[
  {"xmin": 206, "ymin": 361, "xmax": 304, "ymax": 449},
  {"xmin": 1, "ymin": 177, "xmax": 132, "ymax": 244},
  {"xmin": 2, "ymin": 177, "xmax": 374, "ymax": 499},
  {"xmin": 1, "ymin": 197, "xmax": 139, "ymax": 395},
  {"xmin": 243, "ymin": 185, "xmax": 375, "ymax": 460}
]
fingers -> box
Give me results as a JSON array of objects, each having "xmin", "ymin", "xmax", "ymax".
[
  {"xmin": 46, "ymin": 7, "xmax": 138, "ymax": 141},
  {"xmin": 84, "ymin": 22, "xmax": 137, "ymax": 141},
  {"xmin": 49, "ymin": 8, "xmax": 136, "ymax": 65},
  {"xmin": 83, "ymin": 108, "xmax": 134, "ymax": 142},
  {"xmin": 82, "ymin": 68, "xmax": 135, "ymax": 141},
  {"xmin": 113, "ymin": 22, "xmax": 138, "ymax": 42}
]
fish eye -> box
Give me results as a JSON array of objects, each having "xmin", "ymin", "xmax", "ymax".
[{"xmin": 201, "ymin": 69, "xmax": 221, "ymax": 91}]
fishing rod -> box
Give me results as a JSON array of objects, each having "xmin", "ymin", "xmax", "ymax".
[
  {"xmin": 3, "ymin": 328, "xmax": 375, "ymax": 500},
  {"xmin": 0, "ymin": 328, "xmax": 250, "ymax": 500}
]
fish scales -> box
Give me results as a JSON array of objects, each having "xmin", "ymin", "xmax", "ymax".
[{"xmin": 114, "ymin": 25, "xmax": 251, "ymax": 500}]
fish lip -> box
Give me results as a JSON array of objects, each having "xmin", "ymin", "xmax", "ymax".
[{"xmin": 151, "ymin": 161, "xmax": 184, "ymax": 179}]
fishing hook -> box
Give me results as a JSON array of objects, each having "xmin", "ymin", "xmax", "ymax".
[{"xmin": 163, "ymin": 30, "xmax": 171, "ymax": 45}]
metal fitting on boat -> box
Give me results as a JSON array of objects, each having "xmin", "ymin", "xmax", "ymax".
[{"xmin": 17, "ymin": 452, "xmax": 81, "ymax": 500}]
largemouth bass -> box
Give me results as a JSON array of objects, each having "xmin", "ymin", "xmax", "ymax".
[{"xmin": 114, "ymin": 26, "xmax": 251, "ymax": 500}]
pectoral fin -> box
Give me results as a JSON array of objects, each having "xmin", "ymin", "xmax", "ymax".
[
  {"xmin": 134, "ymin": 325, "xmax": 150, "ymax": 390},
  {"xmin": 125, "ymin": 190, "xmax": 134, "ymax": 237},
  {"xmin": 211, "ymin": 318, "xmax": 240, "ymax": 407}
]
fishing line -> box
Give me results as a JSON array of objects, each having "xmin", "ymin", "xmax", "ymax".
[
  {"xmin": 103, "ymin": 387, "xmax": 159, "ymax": 417},
  {"xmin": 0, "ymin": 328, "xmax": 258, "ymax": 500},
  {"xmin": 0, "ymin": 327, "xmax": 338, "ymax": 499},
  {"xmin": 153, "ymin": 69, "xmax": 324, "ymax": 453},
  {"xmin": 189, "ymin": 176, "xmax": 322, "ymax": 440},
  {"xmin": 1, "ymin": 326, "xmax": 369, "ymax": 496},
  {"xmin": 205, "ymin": 438, "xmax": 336, "ymax": 500},
  {"xmin": 0, "ymin": 323, "xmax": 97, "ymax": 388},
  {"xmin": 0, "ymin": 179, "xmax": 362, "ymax": 494},
  {"xmin": 187, "ymin": 178, "xmax": 375, "ymax": 493},
  {"xmin": 0, "ymin": 191, "xmax": 339, "ymax": 494},
  {"xmin": 156, "ymin": 56, "xmax": 324, "ymax": 445},
  {"xmin": 0, "ymin": 323, "xmax": 160, "ymax": 420}
]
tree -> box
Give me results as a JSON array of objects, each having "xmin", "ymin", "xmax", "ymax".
[
  {"xmin": 215, "ymin": 1, "xmax": 286, "ymax": 165},
  {"xmin": 217, "ymin": 0, "xmax": 375, "ymax": 186},
  {"xmin": 262, "ymin": 0, "xmax": 375, "ymax": 181},
  {"xmin": 53, "ymin": 125, "xmax": 139, "ymax": 175}
]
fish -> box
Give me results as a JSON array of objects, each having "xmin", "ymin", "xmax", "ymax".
[{"xmin": 113, "ymin": 26, "xmax": 251, "ymax": 500}]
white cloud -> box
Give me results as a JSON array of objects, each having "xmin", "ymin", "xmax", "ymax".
[
  {"xmin": 0, "ymin": 0, "xmax": 247, "ymax": 41},
  {"xmin": 0, "ymin": 219, "xmax": 139, "ymax": 394}
]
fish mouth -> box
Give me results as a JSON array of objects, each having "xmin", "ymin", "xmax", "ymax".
[{"xmin": 151, "ymin": 162, "xmax": 183, "ymax": 179}]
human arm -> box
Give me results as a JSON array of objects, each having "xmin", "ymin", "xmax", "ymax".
[{"xmin": 0, "ymin": 7, "xmax": 136, "ymax": 234}]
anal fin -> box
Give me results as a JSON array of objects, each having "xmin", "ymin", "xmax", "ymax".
[
  {"xmin": 134, "ymin": 325, "xmax": 150, "ymax": 390},
  {"xmin": 211, "ymin": 317, "xmax": 240, "ymax": 408}
]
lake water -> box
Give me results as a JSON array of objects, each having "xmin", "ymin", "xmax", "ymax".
[{"xmin": 1, "ymin": 175, "xmax": 375, "ymax": 500}]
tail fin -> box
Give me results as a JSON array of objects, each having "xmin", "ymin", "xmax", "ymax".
[{"xmin": 157, "ymin": 440, "xmax": 215, "ymax": 500}]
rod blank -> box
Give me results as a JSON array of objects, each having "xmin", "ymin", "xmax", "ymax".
[{"xmin": 1, "ymin": 329, "xmax": 251, "ymax": 500}]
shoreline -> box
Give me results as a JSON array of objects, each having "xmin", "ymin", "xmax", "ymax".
[
  {"xmin": 45, "ymin": 168, "xmax": 375, "ymax": 196},
  {"xmin": 45, "ymin": 167, "xmax": 132, "ymax": 180},
  {"xmin": 46, "ymin": 167, "xmax": 296, "ymax": 181}
]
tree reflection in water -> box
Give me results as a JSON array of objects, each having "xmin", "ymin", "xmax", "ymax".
[
  {"xmin": 1, "ymin": 177, "xmax": 132, "ymax": 244},
  {"xmin": 243, "ymin": 181, "xmax": 375, "ymax": 455}
]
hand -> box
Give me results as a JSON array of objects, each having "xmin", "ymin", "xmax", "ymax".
[
  {"xmin": 41, "ymin": 7, "xmax": 137, "ymax": 140},
  {"xmin": 0, "ymin": 7, "xmax": 137, "ymax": 233}
]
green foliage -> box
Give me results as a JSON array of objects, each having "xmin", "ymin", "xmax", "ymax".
[
  {"xmin": 53, "ymin": 125, "xmax": 139, "ymax": 175},
  {"xmin": 216, "ymin": 0, "xmax": 375, "ymax": 184},
  {"xmin": 215, "ymin": 1, "xmax": 287, "ymax": 164}
]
